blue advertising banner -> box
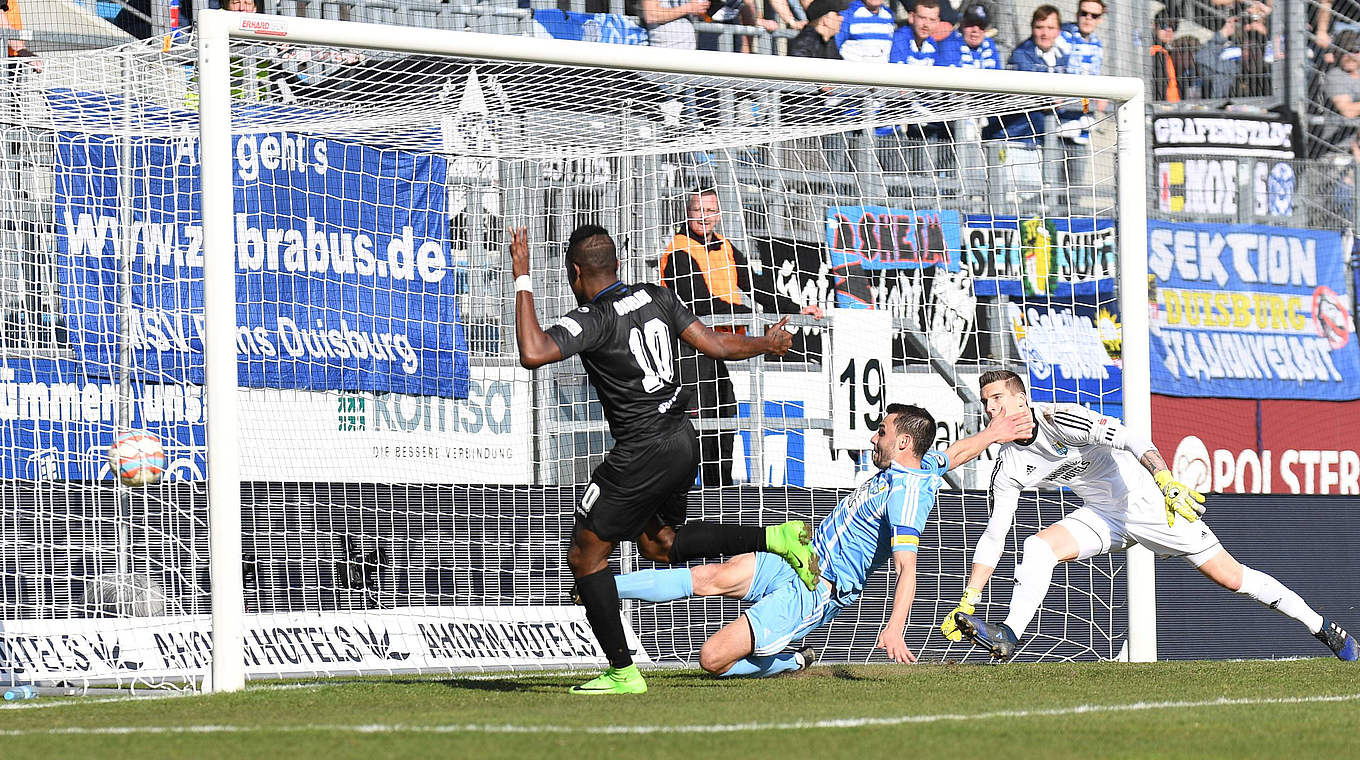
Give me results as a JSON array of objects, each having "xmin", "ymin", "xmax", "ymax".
[
  {"xmin": 825, "ymin": 207, "xmax": 961, "ymax": 309},
  {"xmin": 531, "ymin": 9, "xmax": 649, "ymax": 45},
  {"xmin": 1148, "ymin": 221, "xmax": 1359, "ymax": 400},
  {"xmin": 1007, "ymin": 297, "xmax": 1124, "ymax": 414},
  {"xmin": 0, "ymin": 358, "xmax": 204, "ymax": 480},
  {"xmin": 961, "ymin": 215, "xmax": 1117, "ymax": 297},
  {"xmin": 55, "ymin": 118, "xmax": 468, "ymax": 399}
]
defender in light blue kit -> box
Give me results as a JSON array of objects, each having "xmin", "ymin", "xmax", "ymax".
[{"xmin": 612, "ymin": 403, "xmax": 1034, "ymax": 677}]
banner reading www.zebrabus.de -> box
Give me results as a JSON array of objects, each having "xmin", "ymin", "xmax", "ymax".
[{"xmin": 53, "ymin": 100, "xmax": 468, "ymax": 400}]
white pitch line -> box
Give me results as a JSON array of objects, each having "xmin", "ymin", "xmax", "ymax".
[{"xmin": 2, "ymin": 692, "xmax": 1359, "ymax": 736}]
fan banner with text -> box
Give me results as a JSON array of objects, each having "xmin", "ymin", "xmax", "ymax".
[
  {"xmin": 1147, "ymin": 220, "xmax": 1358, "ymax": 400},
  {"xmin": 52, "ymin": 96, "xmax": 469, "ymax": 399}
]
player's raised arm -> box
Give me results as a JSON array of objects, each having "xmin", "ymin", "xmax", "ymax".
[
  {"xmin": 678, "ymin": 314, "xmax": 799, "ymax": 360},
  {"xmin": 509, "ymin": 227, "xmax": 564, "ymax": 370},
  {"xmin": 943, "ymin": 409, "xmax": 1034, "ymax": 471}
]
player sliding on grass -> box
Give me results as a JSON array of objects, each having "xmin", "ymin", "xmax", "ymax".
[
  {"xmin": 941, "ymin": 369, "xmax": 1358, "ymax": 662},
  {"xmin": 611, "ymin": 404, "xmax": 1034, "ymax": 677},
  {"xmin": 511, "ymin": 224, "xmax": 820, "ymax": 695}
]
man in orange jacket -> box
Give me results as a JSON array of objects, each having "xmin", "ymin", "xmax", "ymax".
[{"xmin": 660, "ymin": 188, "xmax": 821, "ymax": 487}]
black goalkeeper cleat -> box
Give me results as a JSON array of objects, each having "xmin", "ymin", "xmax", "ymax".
[
  {"xmin": 1315, "ymin": 619, "xmax": 1358, "ymax": 661},
  {"xmin": 955, "ymin": 612, "xmax": 1019, "ymax": 661},
  {"xmin": 794, "ymin": 646, "xmax": 818, "ymax": 671}
]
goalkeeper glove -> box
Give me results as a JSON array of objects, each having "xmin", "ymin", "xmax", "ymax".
[
  {"xmin": 1154, "ymin": 470, "xmax": 1206, "ymax": 527},
  {"xmin": 940, "ymin": 587, "xmax": 982, "ymax": 642}
]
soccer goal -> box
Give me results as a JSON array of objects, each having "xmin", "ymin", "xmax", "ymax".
[{"xmin": 0, "ymin": 10, "xmax": 1148, "ymax": 693}]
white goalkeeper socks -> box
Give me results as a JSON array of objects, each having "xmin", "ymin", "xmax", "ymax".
[
  {"xmin": 1236, "ymin": 565, "xmax": 1324, "ymax": 635},
  {"xmin": 1002, "ymin": 534, "xmax": 1061, "ymax": 638}
]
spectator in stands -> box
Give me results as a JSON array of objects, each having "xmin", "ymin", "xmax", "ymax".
[
  {"xmin": 938, "ymin": 4, "xmax": 1002, "ymax": 69},
  {"xmin": 921, "ymin": 0, "xmax": 960, "ymax": 43},
  {"xmin": 889, "ymin": 0, "xmax": 941, "ymax": 65},
  {"xmin": 1010, "ymin": 5, "xmax": 1067, "ymax": 74},
  {"xmin": 697, "ymin": 0, "xmax": 779, "ymax": 52},
  {"xmin": 1195, "ymin": 14, "xmax": 1241, "ymax": 99},
  {"xmin": 1060, "ymin": 0, "xmax": 1104, "ymax": 78},
  {"xmin": 1170, "ymin": 35, "xmax": 1202, "ymax": 99},
  {"xmin": 789, "ymin": 0, "xmax": 846, "ymax": 58},
  {"xmin": 1150, "ymin": 9, "xmax": 1183, "ymax": 102},
  {"xmin": 1195, "ymin": 1, "xmax": 1273, "ymax": 98},
  {"xmin": 1058, "ymin": 0, "xmax": 1104, "ymax": 135},
  {"xmin": 835, "ymin": 0, "xmax": 896, "ymax": 62},
  {"xmin": 641, "ymin": 0, "xmax": 707, "ymax": 50},
  {"xmin": 1, "ymin": 0, "xmax": 34, "ymax": 59},
  {"xmin": 1315, "ymin": 0, "xmax": 1360, "ymax": 53},
  {"xmin": 641, "ymin": 0, "xmax": 705, "ymax": 123},
  {"xmin": 660, "ymin": 188, "xmax": 750, "ymax": 488},
  {"xmin": 766, "ymin": 0, "xmax": 808, "ymax": 31},
  {"xmin": 1234, "ymin": 3, "xmax": 1274, "ymax": 97},
  {"xmin": 660, "ymin": 188, "xmax": 821, "ymax": 487},
  {"xmin": 1325, "ymin": 33, "xmax": 1360, "ymax": 118},
  {"xmin": 982, "ymin": 5, "xmax": 1067, "ymax": 201},
  {"xmin": 984, "ymin": 5, "xmax": 1067, "ymax": 144},
  {"xmin": 1329, "ymin": 132, "xmax": 1360, "ymax": 221}
]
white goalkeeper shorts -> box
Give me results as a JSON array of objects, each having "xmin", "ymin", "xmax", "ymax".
[{"xmin": 1057, "ymin": 506, "xmax": 1223, "ymax": 567}]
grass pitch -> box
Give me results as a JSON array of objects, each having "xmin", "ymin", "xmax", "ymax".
[{"xmin": 2, "ymin": 659, "xmax": 1357, "ymax": 759}]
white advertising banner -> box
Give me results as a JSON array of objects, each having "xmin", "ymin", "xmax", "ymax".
[
  {"xmin": 0, "ymin": 606, "xmax": 646, "ymax": 682},
  {"xmin": 238, "ymin": 365, "xmax": 533, "ymax": 483}
]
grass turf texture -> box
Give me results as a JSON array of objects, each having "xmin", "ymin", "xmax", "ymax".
[{"xmin": 2, "ymin": 659, "xmax": 1356, "ymax": 759}]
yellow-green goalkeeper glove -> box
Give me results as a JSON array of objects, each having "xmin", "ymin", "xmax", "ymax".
[
  {"xmin": 1154, "ymin": 470, "xmax": 1206, "ymax": 527},
  {"xmin": 940, "ymin": 587, "xmax": 982, "ymax": 642}
]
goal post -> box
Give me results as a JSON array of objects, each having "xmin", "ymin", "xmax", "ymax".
[{"xmin": 195, "ymin": 9, "xmax": 1151, "ymax": 691}]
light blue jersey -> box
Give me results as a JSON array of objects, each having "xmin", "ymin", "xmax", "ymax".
[
  {"xmin": 812, "ymin": 449, "xmax": 950, "ymax": 603},
  {"xmin": 742, "ymin": 448, "xmax": 949, "ymax": 655}
]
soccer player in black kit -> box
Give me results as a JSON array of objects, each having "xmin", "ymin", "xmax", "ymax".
[{"xmin": 511, "ymin": 224, "xmax": 818, "ymax": 695}]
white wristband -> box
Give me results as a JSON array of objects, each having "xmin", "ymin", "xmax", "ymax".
[{"xmin": 514, "ymin": 274, "xmax": 533, "ymax": 294}]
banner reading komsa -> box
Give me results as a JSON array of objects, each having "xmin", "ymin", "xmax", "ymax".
[
  {"xmin": 55, "ymin": 121, "xmax": 469, "ymax": 399},
  {"xmin": 1147, "ymin": 221, "xmax": 1358, "ymax": 400}
]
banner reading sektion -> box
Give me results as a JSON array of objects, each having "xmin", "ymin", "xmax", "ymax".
[
  {"xmin": 55, "ymin": 124, "xmax": 468, "ymax": 399},
  {"xmin": 1148, "ymin": 221, "xmax": 1359, "ymax": 400},
  {"xmin": 961, "ymin": 215, "xmax": 1117, "ymax": 297}
]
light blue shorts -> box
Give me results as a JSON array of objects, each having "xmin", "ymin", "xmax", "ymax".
[{"xmin": 743, "ymin": 552, "xmax": 843, "ymax": 656}]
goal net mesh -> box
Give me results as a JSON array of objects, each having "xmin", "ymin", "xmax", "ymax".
[{"xmin": 0, "ymin": 32, "xmax": 1129, "ymax": 687}]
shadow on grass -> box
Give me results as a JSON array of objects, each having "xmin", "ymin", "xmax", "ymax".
[{"xmin": 436, "ymin": 670, "xmax": 724, "ymax": 694}]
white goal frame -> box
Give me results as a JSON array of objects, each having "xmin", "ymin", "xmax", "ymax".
[{"xmin": 195, "ymin": 8, "xmax": 1153, "ymax": 693}]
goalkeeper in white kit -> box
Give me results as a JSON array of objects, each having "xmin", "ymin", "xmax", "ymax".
[{"xmin": 941, "ymin": 369, "xmax": 1357, "ymax": 662}]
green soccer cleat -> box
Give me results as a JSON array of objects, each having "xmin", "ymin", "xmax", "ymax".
[
  {"xmin": 569, "ymin": 664, "xmax": 648, "ymax": 695},
  {"xmin": 766, "ymin": 520, "xmax": 820, "ymax": 591}
]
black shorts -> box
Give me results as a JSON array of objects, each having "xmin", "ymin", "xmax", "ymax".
[{"xmin": 576, "ymin": 420, "xmax": 699, "ymax": 542}]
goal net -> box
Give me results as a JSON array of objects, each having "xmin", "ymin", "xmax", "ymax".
[{"xmin": 0, "ymin": 12, "xmax": 1147, "ymax": 691}]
